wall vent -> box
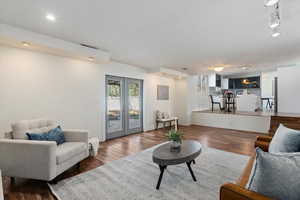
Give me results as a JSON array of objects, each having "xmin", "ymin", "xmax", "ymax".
[{"xmin": 80, "ymin": 43, "xmax": 99, "ymax": 50}]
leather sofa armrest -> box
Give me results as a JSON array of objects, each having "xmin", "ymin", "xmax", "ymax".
[
  {"xmin": 220, "ymin": 183, "xmax": 273, "ymax": 200},
  {"xmin": 254, "ymin": 141, "xmax": 269, "ymax": 152},
  {"xmin": 256, "ymin": 136, "xmax": 272, "ymax": 143},
  {"xmin": 255, "ymin": 136, "xmax": 272, "ymax": 152}
]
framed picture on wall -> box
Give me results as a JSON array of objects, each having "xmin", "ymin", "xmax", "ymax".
[{"xmin": 157, "ymin": 85, "xmax": 169, "ymax": 100}]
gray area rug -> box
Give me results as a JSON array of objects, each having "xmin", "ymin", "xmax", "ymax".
[{"xmin": 49, "ymin": 144, "xmax": 249, "ymax": 200}]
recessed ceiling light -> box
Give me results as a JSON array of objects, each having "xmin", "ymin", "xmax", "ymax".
[
  {"xmin": 22, "ymin": 41, "xmax": 30, "ymax": 47},
  {"xmin": 265, "ymin": 0, "xmax": 279, "ymax": 7},
  {"xmin": 214, "ymin": 67, "xmax": 224, "ymax": 72},
  {"xmin": 242, "ymin": 67, "xmax": 248, "ymax": 70},
  {"xmin": 88, "ymin": 57, "xmax": 94, "ymax": 61},
  {"xmin": 270, "ymin": 22, "xmax": 280, "ymax": 29},
  {"xmin": 46, "ymin": 14, "xmax": 56, "ymax": 22},
  {"xmin": 272, "ymin": 32, "xmax": 280, "ymax": 37}
]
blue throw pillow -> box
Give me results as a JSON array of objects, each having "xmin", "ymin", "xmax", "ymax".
[
  {"xmin": 26, "ymin": 132, "xmax": 48, "ymax": 141},
  {"xmin": 47, "ymin": 126, "xmax": 65, "ymax": 145},
  {"xmin": 269, "ymin": 124, "xmax": 300, "ymax": 153},
  {"xmin": 26, "ymin": 126, "xmax": 65, "ymax": 145},
  {"xmin": 247, "ymin": 148, "xmax": 300, "ymax": 200}
]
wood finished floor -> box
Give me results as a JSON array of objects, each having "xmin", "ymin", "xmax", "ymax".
[{"xmin": 3, "ymin": 125, "xmax": 264, "ymax": 200}]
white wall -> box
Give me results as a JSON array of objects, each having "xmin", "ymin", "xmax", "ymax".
[
  {"xmin": 261, "ymin": 71, "xmax": 277, "ymax": 98},
  {"xmin": 0, "ymin": 45, "xmax": 176, "ymax": 140},
  {"xmin": 278, "ymin": 65, "xmax": 300, "ymax": 113},
  {"xmin": 261, "ymin": 70, "xmax": 277, "ymax": 108},
  {"xmin": 144, "ymin": 75, "xmax": 175, "ymax": 129},
  {"xmin": 173, "ymin": 76, "xmax": 210, "ymax": 126},
  {"xmin": 174, "ymin": 79, "xmax": 190, "ymax": 125},
  {"xmin": 187, "ymin": 76, "xmax": 209, "ymax": 111}
]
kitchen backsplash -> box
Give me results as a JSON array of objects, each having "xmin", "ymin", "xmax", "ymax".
[{"xmin": 209, "ymin": 87, "xmax": 261, "ymax": 96}]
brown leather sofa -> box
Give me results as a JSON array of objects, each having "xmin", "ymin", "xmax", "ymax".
[{"xmin": 220, "ymin": 135, "xmax": 274, "ymax": 200}]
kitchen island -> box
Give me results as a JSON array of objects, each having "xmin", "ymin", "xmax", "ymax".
[
  {"xmin": 191, "ymin": 110, "xmax": 270, "ymax": 134},
  {"xmin": 235, "ymin": 94, "xmax": 261, "ymax": 112},
  {"xmin": 213, "ymin": 93, "xmax": 261, "ymax": 112}
]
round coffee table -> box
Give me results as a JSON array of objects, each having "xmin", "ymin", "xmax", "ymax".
[{"xmin": 152, "ymin": 140, "xmax": 202, "ymax": 189}]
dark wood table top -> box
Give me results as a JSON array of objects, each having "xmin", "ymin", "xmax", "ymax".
[{"xmin": 152, "ymin": 140, "xmax": 202, "ymax": 166}]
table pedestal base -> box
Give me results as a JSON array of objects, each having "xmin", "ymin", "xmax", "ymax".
[{"xmin": 155, "ymin": 160, "xmax": 197, "ymax": 190}]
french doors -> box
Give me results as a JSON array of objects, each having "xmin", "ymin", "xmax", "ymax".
[{"xmin": 106, "ymin": 75, "xmax": 143, "ymax": 139}]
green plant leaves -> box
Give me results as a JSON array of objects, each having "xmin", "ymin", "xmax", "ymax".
[{"xmin": 165, "ymin": 129, "xmax": 183, "ymax": 143}]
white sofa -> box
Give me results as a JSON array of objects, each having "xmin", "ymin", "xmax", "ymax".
[{"xmin": 0, "ymin": 119, "xmax": 89, "ymax": 181}]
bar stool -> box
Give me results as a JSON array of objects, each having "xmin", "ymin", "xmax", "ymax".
[{"xmin": 225, "ymin": 93, "xmax": 235, "ymax": 112}]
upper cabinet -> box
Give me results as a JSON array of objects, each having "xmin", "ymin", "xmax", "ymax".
[
  {"xmin": 208, "ymin": 73, "xmax": 216, "ymax": 87},
  {"xmin": 208, "ymin": 73, "xmax": 222, "ymax": 87},
  {"xmin": 221, "ymin": 78, "xmax": 229, "ymax": 89},
  {"xmin": 208, "ymin": 73, "xmax": 222, "ymax": 88}
]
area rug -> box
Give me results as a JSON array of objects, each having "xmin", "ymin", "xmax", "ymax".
[{"xmin": 49, "ymin": 144, "xmax": 249, "ymax": 200}]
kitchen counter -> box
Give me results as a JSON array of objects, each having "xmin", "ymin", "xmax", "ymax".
[
  {"xmin": 212, "ymin": 94, "xmax": 261, "ymax": 112},
  {"xmin": 191, "ymin": 110, "xmax": 270, "ymax": 134},
  {"xmin": 236, "ymin": 94, "xmax": 260, "ymax": 112}
]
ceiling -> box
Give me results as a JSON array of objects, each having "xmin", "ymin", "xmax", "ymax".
[{"xmin": 0, "ymin": 0, "xmax": 300, "ymax": 74}]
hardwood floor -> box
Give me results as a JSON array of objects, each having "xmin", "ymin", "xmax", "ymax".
[{"xmin": 3, "ymin": 125, "xmax": 263, "ymax": 200}]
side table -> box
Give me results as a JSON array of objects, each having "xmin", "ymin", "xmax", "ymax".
[{"xmin": 156, "ymin": 117, "xmax": 178, "ymax": 130}]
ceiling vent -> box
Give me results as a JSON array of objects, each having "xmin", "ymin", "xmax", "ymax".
[
  {"xmin": 149, "ymin": 67, "xmax": 189, "ymax": 79},
  {"xmin": 80, "ymin": 43, "xmax": 99, "ymax": 50}
]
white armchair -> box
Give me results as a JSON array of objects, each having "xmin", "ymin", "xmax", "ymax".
[{"xmin": 0, "ymin": 119, "xmax": 89, "ymax": 181}]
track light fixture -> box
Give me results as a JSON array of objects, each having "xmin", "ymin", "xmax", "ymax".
[
  {"xmin": 265, "ymin": 0, "xmax": 279, "ymax": 7},
  {"xmin": 265, "ymin": 1, "xmax": 281, "ymax": 38}
]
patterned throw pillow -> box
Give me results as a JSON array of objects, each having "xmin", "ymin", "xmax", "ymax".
[
  {"xmin": 269, "ymin": 124, "xmax": 300, "ymax": 153},
  {"xmin": 247, "ymin": 148, "xmax": 300, "ymax": 200},
  {"xmin": 26, "ymin": 126, "xmax": 65, "ymax": 145}
]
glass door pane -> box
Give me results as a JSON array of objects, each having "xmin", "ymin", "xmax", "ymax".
[
  {"xmin": 126, "ymin": 79, "xmax": 143, "ymax": 134},
  {"xmin": 106, "ymin": 76, "xmax": 124, "ymax": 139},
  {"xmin": 106, "ymin": 76, "xmax": 143, "ymax": 139}
]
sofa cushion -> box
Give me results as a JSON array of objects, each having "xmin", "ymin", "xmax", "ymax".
[
  {"xmin": 247, "ymin": 148, "xmax": 300, "ymax": 200},
  {"xmin": 26, "ymin": 126, "xmax": 65, "ymax": 145},
  {"xmin": 56, "ymin": 142, "xmax": 87, "ymax": 165},
  {"xmin": 11, "ymin": 119, "xmax": 58, "ymax": 140},
  {"xmin": 269, "ymin": 124, "xmax": 300, "ymax": 153}
]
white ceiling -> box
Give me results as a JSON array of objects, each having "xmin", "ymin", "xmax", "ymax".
[{"xmin": 0, "ymin": 0, "xmax": 300, "ymax": 74}]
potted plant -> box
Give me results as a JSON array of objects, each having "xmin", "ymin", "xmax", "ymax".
[{"xmin": 166, "ymin": 129, "xmax": 183, "ymax": 151}]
